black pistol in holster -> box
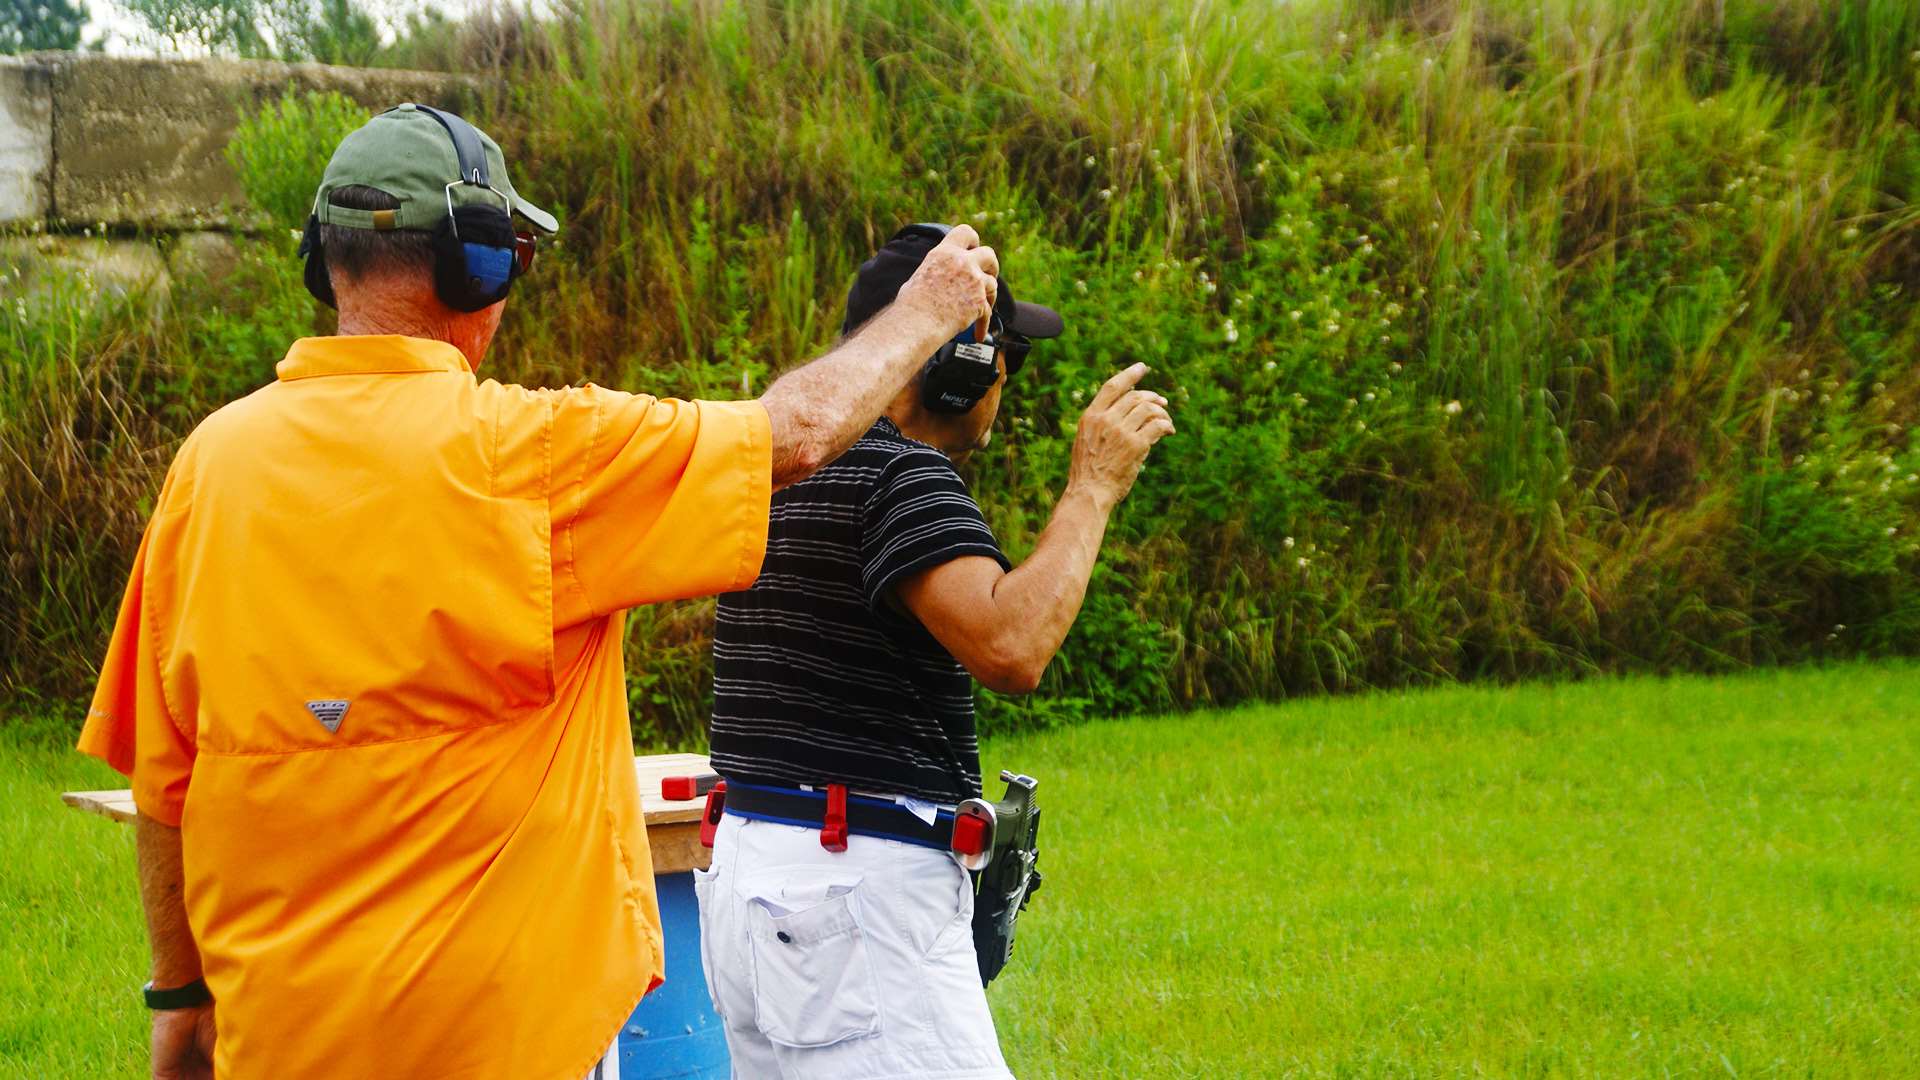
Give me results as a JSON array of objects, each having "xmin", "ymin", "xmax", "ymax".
[{"xmin": 955, "ymin": 771, "xmax": 1043, "ymax": 987}]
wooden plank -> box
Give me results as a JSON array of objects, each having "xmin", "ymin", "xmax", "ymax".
[
  {"xmin": 646, "ymin": 821, "xmax": 712, "ymax": 875},
  {"xmin": 634, "ymin": 752, "xmax": 713, "ymax": 825},
  {"xmin": 61, "ymin": 789, "xmax": 136, "ymax": 824}
]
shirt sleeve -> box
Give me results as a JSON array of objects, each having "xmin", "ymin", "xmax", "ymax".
[
  {"xmin": 549, "ymin": 386, "xmax": 772, "ymax": 626},
  {"xmin": 859, "ymin": 448, "xmax": 1011, "ymax": 612},
  {"xmin": 76, "ymin": 518, "xmax": 196, "ymax": 827}
]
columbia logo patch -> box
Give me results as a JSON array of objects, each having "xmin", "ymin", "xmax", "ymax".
[{"xmin": 306, "ymin": 699, "xmax": 350, "ymax": 733}]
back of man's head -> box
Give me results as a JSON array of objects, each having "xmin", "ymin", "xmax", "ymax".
[{"xmin": 319, "ymin": 185, "xmax": 437, "ymax": 291}]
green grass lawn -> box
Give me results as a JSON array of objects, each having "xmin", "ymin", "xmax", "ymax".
[{"xmin": 5, "ymin": 664, "xmax": 1918, "ymax": 1077}]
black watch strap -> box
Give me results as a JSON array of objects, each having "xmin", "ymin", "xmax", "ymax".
[{"xmin": 143, "ymin": 978, "xmax": 212, "ymax": 1010}]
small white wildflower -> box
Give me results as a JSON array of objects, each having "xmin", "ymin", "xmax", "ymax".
[
  {"xmin": 1834, "ymin": 623, "xmax": 1847, "ymax": 632},
  {"xmin": 1363, "ymin": 392, "xmax": 1375, "ymax": 402},
  {"xmin": 1361, "ymin": 243, "xmax": 1374, "ymax": 256},
  {"xmin": 1279, "ymin": 224, "xmax": 1294, "ymax": 237},
  {"xmin": 1336, "ymin": 31, "xmax": 1347, "ymax": 45},
  {"xmin": 1071, "ymin": 389, "xmax": 1084, "ymax": 402},
  {"xmin": 1297, "ymin": 556, "xmax": 1310, "ymax": 568},
  {"xmin": 1345, "ymin": 398, "xmax": 1357, "ymax": 409},
  {"xmin": 1132, "ymin": 270, "xmax": 1144, "ymax": 281},
  {"xmin": 1224, "ymin": 319, "xmax": 1239, "ymax": 343},
  {"xmin": 1444, "ymin": 400, "xmax": 1463, "ymax": 415},
  {"xmin": 1284, "ymin": 536, "xmax": 1295, "ymax": 549},
  {"xmin": 925, "ymin": 169, "xmax": 941, "ymax": 181},
  {"xmin": 1084, "ymin": 155, "xmax": 1097, "ymax": 168},
  {"xmin": 1843, "ymin": 226, "xmax": 1860, "ymax": 240},
  {"xmin": 1289, "ymin": 310, "xmax": 1303, "ymax": 321},
  {"xmin": 1075, "ymin": 279, "xmax": 1088, "ymax": 293},
  {"xmin": 1098, "ymin": 188, "xmax": 1113, "ymax": 201},
  {"xmin": 1264, "ymin": 360, "xmax": 1276, "ymax": 371},
  {"xmin": 1204, "ymin": 281, "xmax": 1217, "ymax": 294},
  {"xmin": 1380, "ymin": 334, "xmax": 1391, "ymax": 343},
  {"xmin": 1254, "ymin": 160, "xmax": 1268, "ymax": 176},
  {"xmin": 1389, "ymin": 362, "xmax": 1403, "ymax": 374},
  {"xmin": 1890, "ymin": 527, "xmax": 1900, "ymax": 536},
  {"xmin": 1355, "ymin": 420, "xmax": 1367, "ymax": 431},
  {"xmin": 1324, "ymin": 321, "xmax": 1341, "ymax": 334}
]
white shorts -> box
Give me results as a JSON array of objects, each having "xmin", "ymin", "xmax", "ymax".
[{"xmin": 694, "ymin": 813, "xmax": 1015, "ymax": 1080}]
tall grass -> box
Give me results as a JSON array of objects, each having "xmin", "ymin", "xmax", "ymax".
[{"xmin": 3, "ymin": 0, "xmax": 1917, "ymax": 743}]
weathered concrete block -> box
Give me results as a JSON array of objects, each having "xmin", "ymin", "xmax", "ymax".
[
  {"xmin": 0, "ymin": 234, "xmax": 171, "ymax": 311},
  {"xmin": 165, "ymin": 230, "xmax": 251, "ymax": 289},
  {"xmin": 0, "ymin": 57, "xmax": 53, "ymax": 225},
  {"xmin": 51, "ymin": 55, "xmax": 484, "ymax": 231}
]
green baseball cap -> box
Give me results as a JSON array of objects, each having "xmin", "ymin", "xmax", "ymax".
[{"xmin": 311, "ymin": 103, "xmax": 558, "ymax": 235}]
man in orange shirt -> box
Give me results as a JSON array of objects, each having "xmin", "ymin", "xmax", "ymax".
[{"xmin": 78, "ymin": 104, "xmax": 999, "ymax": 1080}]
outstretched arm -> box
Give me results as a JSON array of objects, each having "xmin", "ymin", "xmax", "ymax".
[
  {"xmin": 760, "ymin": 227, "xmax": 998, "ymax": 488},
  {"xmin": 894, "ymin": 363, "xmax": 1174, "ymax": 693}
]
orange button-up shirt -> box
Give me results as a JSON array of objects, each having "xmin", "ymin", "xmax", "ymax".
[{"xmin": 78, "ymin": 335, "xmax": 771, "ymax": 1079}]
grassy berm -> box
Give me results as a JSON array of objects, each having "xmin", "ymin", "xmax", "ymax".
[
  {"xmin": 5, "ymin": 0, "xmax": 1920, "ymax": 744},
  {"xmin": 4, "ymin": 664, "xmax": 1916, "ymax": 1077}
]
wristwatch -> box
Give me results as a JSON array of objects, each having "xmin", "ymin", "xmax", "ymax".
[{"xmin": 142, "ymin": 978, "xmax": 212, "ymax": 1010}]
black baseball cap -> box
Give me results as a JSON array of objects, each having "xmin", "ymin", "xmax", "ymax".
[{"xmin": 841, "ymin": 223, "xmax": 1064, "ymax": 373}]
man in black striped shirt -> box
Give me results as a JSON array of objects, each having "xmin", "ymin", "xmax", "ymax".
[{"xmin": 698, "ymin": 225, "xmax": 1173, "ymax": 1077}]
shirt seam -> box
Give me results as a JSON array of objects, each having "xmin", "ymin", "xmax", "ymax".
[
  {"xmin": 142, "ymin": 509, "xmax": 192, "ymax": 752},
  {"xmin": 731, "ymin": 402, "xmax": 770, "ymax": 589},
  {"xmin": 570, "ymin": 392, "xmax": 601, "ymax": 618}
]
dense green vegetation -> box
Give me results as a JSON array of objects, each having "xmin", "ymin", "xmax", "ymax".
[
  {"xmin": 7, "ymin": 664, "xmax": 1917, "ymax": 1076},
  {"xmin": 4, "ymin": 1, "xmax": 1919, "ymax": 744}
]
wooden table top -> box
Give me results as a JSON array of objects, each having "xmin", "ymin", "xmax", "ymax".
[{"xmin": 62, "ymin": 752, "xmax": 718, "ymax": 874}]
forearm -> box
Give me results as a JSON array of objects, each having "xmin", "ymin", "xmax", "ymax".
[
  {"xmin": 760, "ymin": 302, "xmax": 953, "ymax": 487},
  {"xmin": 134, "ymin": 812, "xmax": 202, "ymax": 987},
  {"xmin": 981, "ymin": 483, "xmax": 1115, "ymax": 689}
]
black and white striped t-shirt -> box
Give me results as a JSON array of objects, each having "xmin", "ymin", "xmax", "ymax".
[{"xmin": 710, "ymin": 418, "xmax": 1010, "ymax": 803}]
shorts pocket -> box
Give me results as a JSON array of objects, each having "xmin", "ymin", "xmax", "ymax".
[{"xmin": 746, "ymin": 879, "xmax": 881, "ymax": 1049}]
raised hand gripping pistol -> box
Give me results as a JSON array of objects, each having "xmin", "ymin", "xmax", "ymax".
[{"xmin": 955, "ymin": 771, "xmax": 1044, "ymax": 987}]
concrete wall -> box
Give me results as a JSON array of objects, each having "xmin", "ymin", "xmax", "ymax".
[
  {"xmin": 0, "ymin": 58, "xmax": 53, "ymax": 224},
  {"xmin": 0, "ymin": 53, "xmax": 483, "ymax": 231}
]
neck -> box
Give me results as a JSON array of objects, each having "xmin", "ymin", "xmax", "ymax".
[
  {"xmin": 337, "ymin": 307, "xmax": 456, "ymax": 342},
  {"xmin": 332, "ymin": 274, "xmax": 489, "ymax": 368},
  {"xmin": 885, "ymin": 394, "xmax": 968, "ymax": 460}
]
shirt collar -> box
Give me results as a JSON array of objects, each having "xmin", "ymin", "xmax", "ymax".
[{"xmin": 276, "ymin": 335, "xmax": 473, "ymax": 382}]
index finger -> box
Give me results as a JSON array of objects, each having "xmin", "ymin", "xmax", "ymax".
[
  {"xmin": 1091, "ymin": 363, "xmax": 1150, "ymax": 409},
  {"xmin": 939, "ymin": 223, "xmax": 981, "ymax": 250}
]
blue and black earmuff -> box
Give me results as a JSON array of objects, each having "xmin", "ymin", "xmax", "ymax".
[
  {"xmin": 299, "ymin": 105, "xmax": 526, "ymax": 314},
  {"xmin": 893, "ymin": 222, "xmax": 1004, "ymax": 415}
]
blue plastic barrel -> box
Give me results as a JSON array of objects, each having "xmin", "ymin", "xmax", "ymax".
[{"xmin": 616, "ymin": 872, "xmax": 729, "ymax": 1078}]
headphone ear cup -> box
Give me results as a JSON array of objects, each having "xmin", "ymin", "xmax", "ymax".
[
  {"xmin": 920, "ymin": 341, "xmax": 1000, "ymax": 415},
  {"xmin": 298, "ymin": 215, "xmax": 337, "ymax": 309},
  {"xmin": 919, "ymin": 349, "xmax": 958, "ymax": 413},
  {"xmin": 432, "ymin": 208, "xmax": 516, "ymax": 313}
]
